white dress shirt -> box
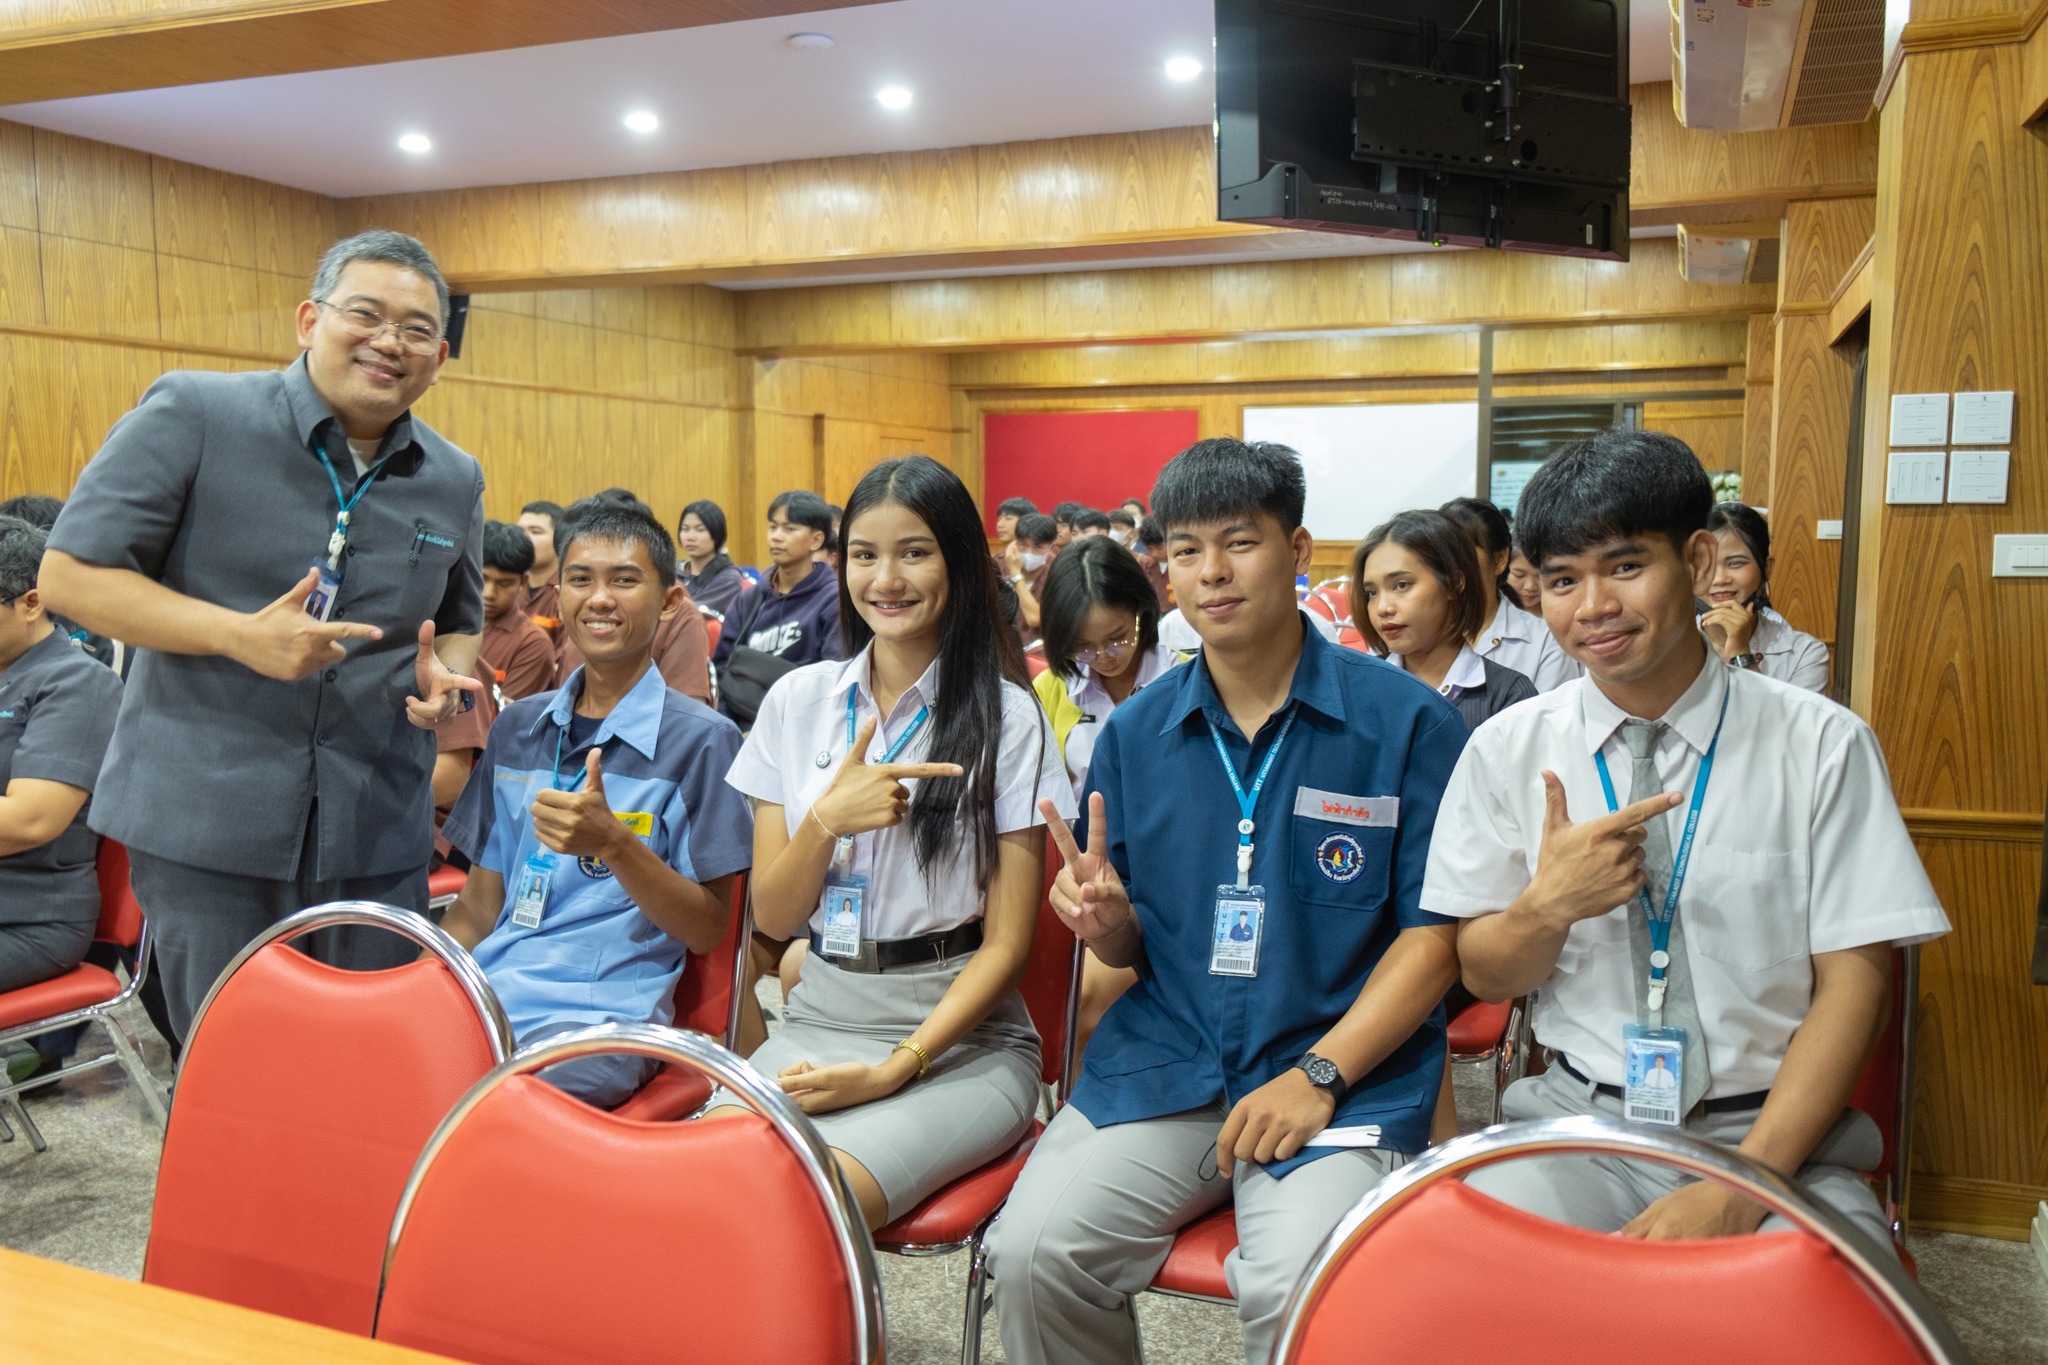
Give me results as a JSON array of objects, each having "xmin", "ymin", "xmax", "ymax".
[
  {"xmin": 727, "ymin": 646, "xmax": 1075, "ymax": 940},
  {"xmin": 1054, "ymin": 643, "xmax": 1182, "ymax": 803},
  {"xmin": 1475, "ymin": 598, "xmax": 1579, "ymax": 692},
  {"xmin": 1420, "ymin": 652, "xmax": 1949, "ymax": 1097},
  {"xmin": 1385, "ymin": 642, "xmax": 1487, "ymax": 702}
]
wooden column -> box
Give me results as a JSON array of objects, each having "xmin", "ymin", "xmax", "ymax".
[
  {"xmin": 1771, "ymin": 196, "xmax": 1874, "ymax": 650},
  {"xmin": 1743, "ymin": 314, "xmax": 1776, "ymax": 507},
  {"xmin": 1854, "ymin": 9, "xmax": 2048, "ymax": 1239}
]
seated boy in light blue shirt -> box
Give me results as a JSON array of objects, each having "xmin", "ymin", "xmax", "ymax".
[{"xmin": 442, "ymin": 504, "xmax": 752, "ymax": 1106}]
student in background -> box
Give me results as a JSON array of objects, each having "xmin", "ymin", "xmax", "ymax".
[
  {"xmin": 441, "ymin": 504, "xmax": 750, "ymax": 1107},
  {"xmin": 1032, "ymin": 535, "xmax": 1183, "ymax": 1060},
  {"xmin": 1424, "ymin": 429, "xmax": 1946, "ymax": 1251},
  {"xmin": 1003, "ymin": 512, "xmax": 1059, "ymax": 642},
  {"xmin": 1441, "ymin": 495, "xmax": 1578, "ymax": 691},
  {"xmin": 1070, "ymin": 509, "xmax": 1112, "ymax": 540},
  {"xmin": 1052, "ymin": 502, "xmax": 1084, "ymax": 551},
  {"xmin": 1133, "ymin": 515, "xmax": 1173, "ymax": 612},
  {"xmin": 0, "ymin": 496, "xmax": 116, "ymax": 671},
  {"xmin": 1106, "ymin": 508, "xmax": 1139, "ymax": 549},
  {"xmin": 1119, "ymin": 496, "xmax": 1148, "ymax": 521},
  {"xmin": 1507, "ymin": 546, "xmax": 1543, "ymax": 613},
  {"xmin": 517, "ymin": 500, "xmax": 566, "ymax": 643},
  {"xmin": 716, "ymin": 454, "xmax": 1069, "ymax": 1230},
  {"xmin": 477, "ymin": 520, "xmax": 558, "ymax": 703},
  {"xmin": 1700, "ymin": 503, "xmax": 1829, "ymax": 692},
  {"xmin": 430, "ymin": 649, "xmax": 496, "ymax": 873},
  {"xmin": 712, "ymin": 491, "xmax": 844, "ymax": 709},
  {"xmin": 817, "ymin": 503, "xmax": 845, "ymax": 572},
  {"xmin": 995, "ymin": 497, "xmax": 1039, "ymax": 548},
  {"xmin": 990, "ymin": 439, "xmax": 1465, "ymax": 1365},
  {"xmin": 1351, "ymin": 510, "xmax": 1538, "ymax": 733},
  {"xmin": 0, "ymin": 518, "xmax": 123, "ymax": 1081},
  {"xmin": 676, "ymin": 499, "xmax": 749, "ymax": 620},
  {"xmin": 556, "ymin": 495, "xmax": 714, "ymax": 706}
]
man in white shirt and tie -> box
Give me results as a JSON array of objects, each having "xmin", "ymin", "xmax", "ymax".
[{"xmin": 1420, "ymin": 429, "xmax": 1948, "ymax": 1251}]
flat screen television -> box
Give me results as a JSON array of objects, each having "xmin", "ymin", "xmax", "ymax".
[{"xmin": 1215, "ymin": 0, "xmax": 1631, "ymax": 258}]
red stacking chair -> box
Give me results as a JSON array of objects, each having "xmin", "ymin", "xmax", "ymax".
[
  {"xmin": 426, "ymin": 863, "xmax": 468, "ymax": 913},
  {"xmin": 374, "ymin": 1023, "xmax": 885, "ymax": 1365},
  {"xmin": 1851, "ymin": 945, "xmax": 1917, "ymax": 1265},
  {"xmin": 870, "ymin": 831, "xmax": 1082, "ymax": 1364},
  {"xmin": 1271, "ymin": 1115, "xmax": 1966, "ymax": 1365},
  {"xmin": 1307, "ymin": 577, "xmax": 1353, "ymax": 627},
  {"xmin": 144, "ymin": 902, "xmax": 512, "ymax": 1335},
  {"xmin": 1447, "ymin": 994, "xmax": 1531, "ymax": 1125},
  {"xmin": 701, "ymin": 607, "xmax": 724, "ymax": 656},
  {"xmin": 0, "ymin": 840, "xmax": 167, "ymax": 1153},
  {"xmin": 611, "ymin": 873, "xmax": 753, "ymax": 1121}
]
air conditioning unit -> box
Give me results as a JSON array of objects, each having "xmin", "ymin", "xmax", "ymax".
[{"xmin": 1671, "ymin": 0, "xmax": 1885, "ymax": 130}]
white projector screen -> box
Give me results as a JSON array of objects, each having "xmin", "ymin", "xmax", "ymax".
[{"xmin": 1243, "ymin": 403, "xmax": 1480, "ymax": 542}]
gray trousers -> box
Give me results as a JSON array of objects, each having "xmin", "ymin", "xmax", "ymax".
[
  {"xmin": 522, "ymin": 1021, "xmax": 655, "ymax": 1110},
  {"xmin": 128, "ymin": 850, "xmax": 427, "ymax": 1046},
  {"xmin": 0, "ymin": 917, "xmax": 95, "ymax": 994},
  {"xmin": 1466, "ymin": 1064, "xmax": 1893, "ymax": 1251},
  {"xmin": 987, "ymin": 1101, "xmax": 1405, "ymax": 1365}
]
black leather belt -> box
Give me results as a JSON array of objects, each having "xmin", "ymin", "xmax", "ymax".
[
  {"xmin": 809, "ymin": 919, "xmax": 984, "ymax": 974},
  {"xmin": 1557, "ymin": 1055, "xmax": 1770, "ymax": 1116}
]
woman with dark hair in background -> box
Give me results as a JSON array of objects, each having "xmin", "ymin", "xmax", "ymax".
[
  {"xmin": 716, "ymin": 455, "xmax": 1072, "ymax": 1230},
  {"xmin": 1702, "ymin": 502, "xmax": 1829, "ymax": 692},
  {"xmin": 1506, "ymin": 545, "xmax": 1542, "ymax": 613},
  {"xmin": 676, "ymin": 499, "xmax": 748, "ymax": 619},
  {"xmin": 1440, "ymin": 495, "xmax": 1577, "ymax": 691}
]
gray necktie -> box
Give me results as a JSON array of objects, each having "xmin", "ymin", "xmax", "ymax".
[{"xmin": 1619, "ymin": 720, "xmax": 1711, "ymax": 1116}]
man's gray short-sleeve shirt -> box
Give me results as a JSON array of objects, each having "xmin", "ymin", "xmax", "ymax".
[
  {"xmin": 48, "ymin": 355, "xmax": 485, "ymax": 881},
  {"xmin": 0, "ymin": 630, "xmax": 122, "ymax": 927}
]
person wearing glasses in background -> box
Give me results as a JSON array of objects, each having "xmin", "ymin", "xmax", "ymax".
[
  {"xmin": 41, "ymin": 230, "xmax": 485, "ymax": 1047},
  {"xmin": 1030, "ymin": 535, "xmax": 1185, "ymax": 1061}
]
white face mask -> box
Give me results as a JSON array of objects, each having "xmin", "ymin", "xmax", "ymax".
[
  {"xmin": 1111, "ymin": 529, "xmax": 1135, "ymax": 548},
  {"xmin": 1020, "ymin": 550, "xmax": 1048, "ymax": 571}
]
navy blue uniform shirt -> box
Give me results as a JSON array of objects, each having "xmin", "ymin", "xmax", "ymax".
[{"xmin": 1067, "ymin": 618, "xmax": 1467, "ymax": 1169}]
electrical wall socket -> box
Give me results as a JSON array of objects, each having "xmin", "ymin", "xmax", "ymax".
[{"xmin": 1991, "ymin": 535, "xmax": 2048, "ymax": 578}]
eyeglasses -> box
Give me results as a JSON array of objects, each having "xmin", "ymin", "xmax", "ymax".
[
  {"xmin": 1073, "ymin": 613, "xmax": 1142, "ymax": 668},
  {"xmin": 314, "ymin": 299, "xmax": 443, "ymax": 353}
]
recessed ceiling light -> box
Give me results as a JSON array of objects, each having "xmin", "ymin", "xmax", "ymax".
[
  {"xmin": 623, "ymin": 110, "xmax": 659, "ymax": 135},
  {"xmin": 876, "ymin": 85, "xmax": 914, "ymax": 111},
  {"xmin": 786, "ymin": 31, "xmax": 833, "ymax": 49},
  {"xmin": 1165, "ymin": 56, "xmax": 1203, "ymax": 82},
  {"xmin": 396, "ymin": 131, "xmax": 432, "ymax": 155}
]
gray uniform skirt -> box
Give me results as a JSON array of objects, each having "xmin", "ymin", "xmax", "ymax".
[{"xmin": 713, "ymin": 946, "xmax": 1042, "ymax": 1223}]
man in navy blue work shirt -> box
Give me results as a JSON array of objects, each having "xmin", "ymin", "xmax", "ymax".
[
  {"xmin": 440, "ymin": 505, "xmax": 752, "ymax": 1107},
  {"xmin": 989, "ymin": 438, "xmax": 1466, "ymax": 1365}
]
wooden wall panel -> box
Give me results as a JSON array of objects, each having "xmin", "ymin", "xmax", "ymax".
[
  {"xmin": 32, "ymin": 129, "xmax": 153, "ymax": 249},
  {"xmin": 1642, "ymin": 399, "xmax": 1745, "ymax": 472},
  {"xmin": 1781, "ymin": 197, "xmax": 1879, "ymax": 307},
  {"xmin": 0, "ymin": 121, "xmax": 36, "ymax": 233},
  {"xmin": 1631, "ymin": 82, "xmax": 1880, "ymax": 216},
  {"xmin": 1850, "ymin": 29, "xmax": 2048, "ymax": 1237},
  {"xmin": 1743, "ymin": 314, "xmax": 1776, "ymax": 505}
]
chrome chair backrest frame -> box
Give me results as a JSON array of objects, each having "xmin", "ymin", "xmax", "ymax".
[
  {"xmin": 1271, "ymin": 1114, "xmax": 1970, "ymax": 1365},
  {"xmin": 376, "ymin": 1020, "xmax": 887, "ymax": 1365}
]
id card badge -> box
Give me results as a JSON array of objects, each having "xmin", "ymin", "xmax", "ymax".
[
  {"xmin": 820, "ymin": 875, "xmax": 867, "ymax": 959},
  {"xmin": 1209, "ymin": 885, "xmax": 1265, "ymax": 977},
  {"xmin": 304, "ymin": 560, "xmax": 342, "ymax": 622},
  {"xmin": 510, "ymin": 850, "xmax": 555, "ymax": 929},
  {"xmin": 1622, "ymin": 1024, "xmax": 1687, "ymax": 1127}
]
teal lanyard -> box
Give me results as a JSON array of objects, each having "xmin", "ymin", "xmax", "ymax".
[
  {"xmin": 845, "ymin": 685, "xmax": 931, "ymax": 764},
  {"xmin": 1205, "ymin": 702, "xmax": 1299, "ymax": 890},
  {"xmin": 1591, "ymin": 689, "xmax": 1728, "ymax": 1015},
  {"xmin": 314, "ymin": 441, "xmax": 392, "ymax": 571}
]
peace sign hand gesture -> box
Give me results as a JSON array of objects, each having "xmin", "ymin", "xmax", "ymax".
[
  {"xmin": 810, "ymin": 715, "xmax": 964, "ymax": 839},
  {"xmin": 1040, "ymin": 791, "xmax": 1131, "ymax": 943}
]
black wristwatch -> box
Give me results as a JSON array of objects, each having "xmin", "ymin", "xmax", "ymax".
[{"xmin": 1296, "ymin": 1050, "xmax": 1345, "ymax": 1104}]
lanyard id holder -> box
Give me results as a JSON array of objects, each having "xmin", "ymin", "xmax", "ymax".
[
  {"xmin": 303, "ymin": 441, "xmax": 390, "ymax": 622},
  {"xmin": 1209, "ymin": 885, "xmax": 1265, "ymax": 977},
  {"xmin": 1622, "ymin": 1024, "xmax": 1687, "ymax": 1127},
  {"xmin": 305, "ymin": 558, "xmax": 343, "ymax": 622},
  {"xmin": 818, "ymin": 823, "xmax": 866, "ymax": 959},
  {"xmin": 511, "ymin": 850, "xmax": 555, "ymax": 929}
]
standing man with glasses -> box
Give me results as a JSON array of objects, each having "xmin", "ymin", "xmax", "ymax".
[{"xmin": 43, "ymin": 229, "xmax": 486, "ymax": 1046}]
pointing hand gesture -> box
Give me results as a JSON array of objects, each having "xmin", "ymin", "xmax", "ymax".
[
  {"xmin": 232, "ymin": 567, "xmax": 383, "ymax": 681},
  {"xmin": 809, "ymin": 715, "xmax": 964, "ymax": 839},
  {"xmin": 1525, "ymin": 770, "xmax": 1682, "ymax": 930},
  {"xmin": 531, "ymin": 748, "xmax": 628, "ymax": 860},
  {"xmin": 1041, "ymin": 791, "xmax": 1131, "ymax": 943},
  {"xmin": 406, "ymin": 621, "xmax": 486, "ymax": 729}
]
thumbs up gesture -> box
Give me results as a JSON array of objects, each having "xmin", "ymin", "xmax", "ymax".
[
  {"xmin": 531, "ymin": 747, "xmax": 627, "ymax": 860},
  {"xmin": 1040, "ymin": 791, "xmax": 1131, "ymax": 943},
  {"xmin": 1523, "ymin": 770, "xmax": 1684, "ymax": 930}
]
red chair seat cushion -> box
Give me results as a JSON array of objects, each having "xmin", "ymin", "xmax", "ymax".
[
  {"xmin": 875, "ymin": 1124, "xmax": 1041, "ymax": 1247},
  {"xmin": 1153, "ymin": 1207, "xmax": 1237, "ymax": 1299},
  {"xmin": 1287, "ymin": 1181, "xmax": 1930, "ymax": 1365},
  {"xmin": 0, "ymin": 963, "xmax": 121, "ymax": 1031},
  {"xmin": 1447, "ymin": 999, "xmax": 1512, "ymax": 1057},
  {"xmin": 611, "ymin": 1063, "xmax": 713, "ymax": 1122},
  {"xmin": 428, "ymin": 865, "xmax": 468, "ymax": 901}
]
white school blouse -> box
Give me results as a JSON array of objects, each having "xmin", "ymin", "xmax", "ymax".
[
  {"xmin": 1419, "ymin": 654, "xmax": 1949, "ymax": 1097},
  {"xmin": 1052, "ymin": 643, "xmax": 1182, "ymax": 804},
  {"xmin": 1474, "ymin": 598, "xmax": 1579, "ymax": 692},
  {"xmin": 726, "ymin": 646, "xmax": 1075, "ymax": 941},
  {"xmin": 1718, "ymin": 608, "xmax": 1832, "ymax": 693}
]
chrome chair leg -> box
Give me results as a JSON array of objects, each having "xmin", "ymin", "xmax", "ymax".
[
  {"xmin": 103, "ymin": 1014, "xmax": 169, "ymax": 1127},
  {"xmin": 0, "ymin": 1104, "xmax": 13, "ymax": 1141},
  {"xmin": 2, "ymin": 1092, "xmax": 45, "ymax": 1153},
  {"xmin": 959, "ymin": 1222, "xmax": 993, "ymax": 1365}
]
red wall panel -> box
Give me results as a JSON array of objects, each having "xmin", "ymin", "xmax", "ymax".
[{"xmin": 981, "ymin": 410, "xmax": 1200, "ymax": 533}]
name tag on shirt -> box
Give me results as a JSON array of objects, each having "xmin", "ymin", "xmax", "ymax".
[
  {"xmin": 616, "ymin": 811, "xmax": 654, "ymax": 838},
  {"xmin": 1293, "ymin": 788, "xmax": 1400, "ymax": 828}
]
